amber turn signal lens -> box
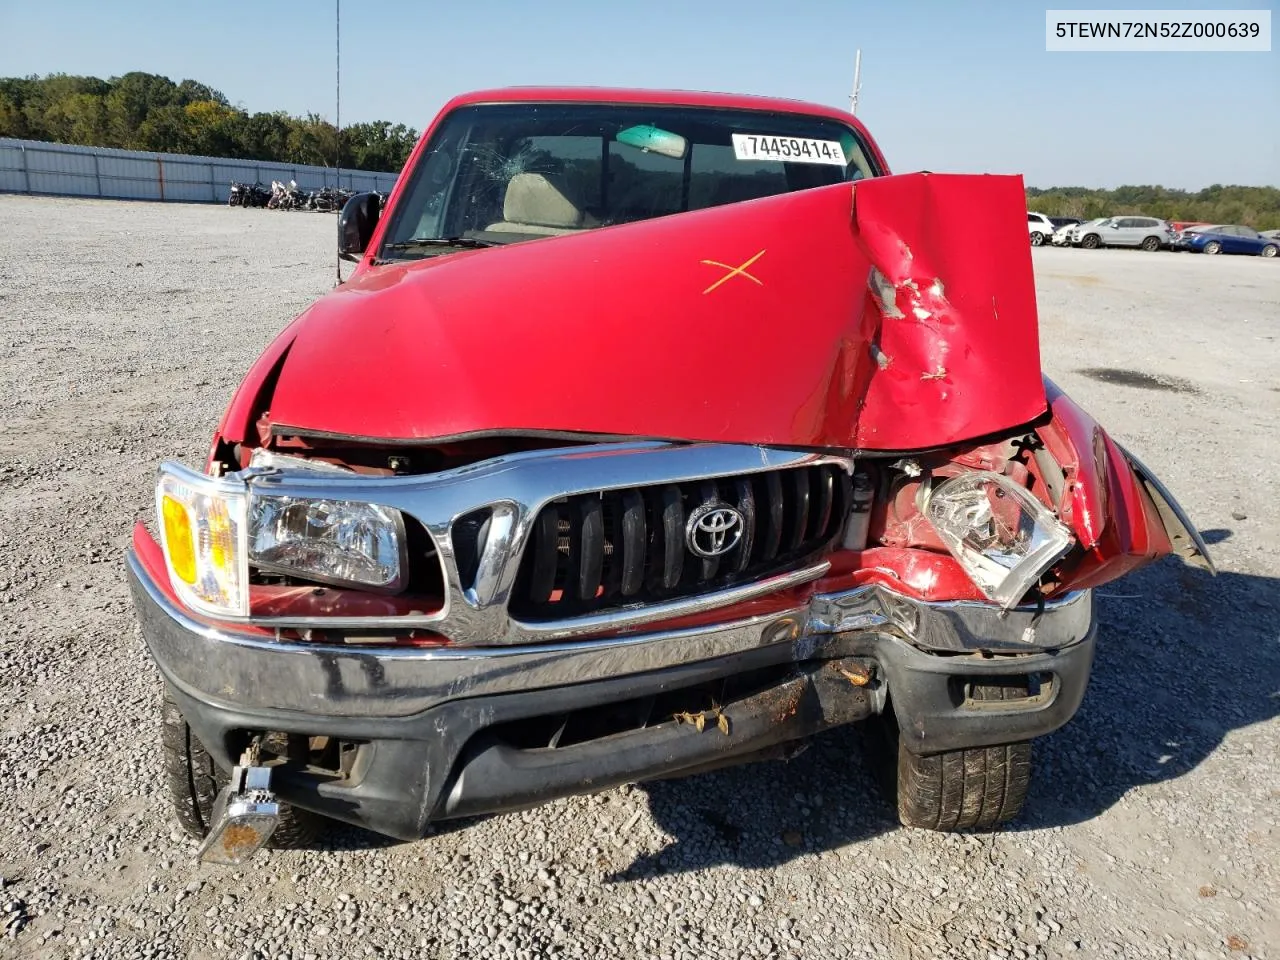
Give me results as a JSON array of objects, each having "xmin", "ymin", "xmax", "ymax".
[{"xmin": 161, "ymin": 495, "xmax": 197, "ymax": 584}]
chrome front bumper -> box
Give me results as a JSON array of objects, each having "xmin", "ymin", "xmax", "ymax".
[
  {"xmin": 130, "ymin": 553, "xmax": 1096, "ymax": 836},
  {"xmin": 129, "ymin": 550, "xmax": 1094, "ymax": 720}
]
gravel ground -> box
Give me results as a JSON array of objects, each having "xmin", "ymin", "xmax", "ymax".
[{"xmin": 0, "ymin": 194, "xmax": 1276, "ymax": 960}]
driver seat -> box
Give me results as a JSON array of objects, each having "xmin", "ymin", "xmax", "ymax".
[{"xmin": 485, "ymin": 173, "xmax": 587, "ymax": 237}]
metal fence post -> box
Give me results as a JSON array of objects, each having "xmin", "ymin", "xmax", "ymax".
[
  {"xmin": 92, "ymin": 152, "xmax": 103, "ymax": 197},
  {"xmin": 157, "ymin": 157, "xmax": 166, "ymax": 201},
  {"xmin": 19, "ymin": 145, "xmax": 29, "ymax": 194},
  {"xmin": 209, "ymin": 162, "xmax": 216, "ymax": 202}
]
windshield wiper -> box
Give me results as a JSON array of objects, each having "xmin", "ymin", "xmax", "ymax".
[{"xmin": 382, "ymin": 236, "xmax": 500, "ymax": 251}]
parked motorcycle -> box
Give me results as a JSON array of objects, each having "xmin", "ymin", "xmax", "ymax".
[
  {"xmin": 245, "ymin": 182, "xmax": 272, "ymax": 208},
  {"xmin": 307, "ymin": 186, "xmax": 354, "ymax": 213},
  {"xmin": 268, "ymin": 180, "xmax": 308, "ymax": 211}
]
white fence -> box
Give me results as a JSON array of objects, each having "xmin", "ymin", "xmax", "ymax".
[{"xmin": 0, "ymin": 138, "xmax": 399, "ymax": 204}]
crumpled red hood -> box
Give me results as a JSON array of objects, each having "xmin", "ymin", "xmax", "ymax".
[{"xmin": 266, "ymin": 172, "xmax": 1046, "ymax": 451}]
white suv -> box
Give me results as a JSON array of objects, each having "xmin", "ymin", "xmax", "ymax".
[
  {"xmin": 1027, "ymin": 212, "xmax": 1056, "ymax": 246},
  {"xmin": 1074, "ymin": 216, "xmax": 1172, "ymax": 251}
]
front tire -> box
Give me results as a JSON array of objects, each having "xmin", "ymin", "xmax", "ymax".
[
  {"xmin": 896, "ymin": 739, "xmax": 1031, "ymax": 831},
  {"xmin": 1261, "ymin": 244, "xmax": 1277, "ymax": 258},
  {"xmin": 1030, "ymin": 231, "xmax": 1045, "ymax": 247},
  {"xmin": 1203, "ymin": 240, "xmax": 1222, "ymax": 255},
  {"xmin": 161, "ymin": 689, "xmax": 324, "ymax": 847},
  {"xmin": 870, "ymin": 684, "xmax": 1032, "ymax": 831},
  {"xmin": 1140, "ymin": 236, "xmax": 1161, "ymax": 252},
  {"xmin": 1081, "ymin": 234, "xmax": 1101, "ymax": 249}
]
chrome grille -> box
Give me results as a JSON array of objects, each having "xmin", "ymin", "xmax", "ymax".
[
  {"xmin": 509, "ymin": 464, "xmax": 849, "ymax": 619},
  {"xmin": 241, "ymin": 442, "xmax": 853, "ymax": 644}
]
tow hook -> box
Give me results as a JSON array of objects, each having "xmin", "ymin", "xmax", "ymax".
[{"xmin": 197, "ymin": 739, "xmax": 280, "ymax": 866}]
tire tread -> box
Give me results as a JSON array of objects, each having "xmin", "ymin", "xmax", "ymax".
[{"xmin": 893, "ymin": 682, "xmax": 1032, "ymax": 832}]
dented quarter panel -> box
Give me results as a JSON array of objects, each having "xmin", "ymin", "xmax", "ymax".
[{"xmin": 264, "ymin": 172, "xmax": 1048, "ymax": 452}]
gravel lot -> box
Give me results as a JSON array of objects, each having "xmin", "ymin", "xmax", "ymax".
[{"xmin": 0, "ymin": 194, "xmax": 1276, "ymax": 960}]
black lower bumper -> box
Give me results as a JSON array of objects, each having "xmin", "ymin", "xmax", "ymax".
[{"xmin": 132, "ymin": 558, "xmax": 1096, "ymax": 841}]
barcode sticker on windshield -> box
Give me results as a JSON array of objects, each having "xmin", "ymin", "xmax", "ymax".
[{"xmin": 731, "ymin": 134, "xmax": 847, "ymax": 166}]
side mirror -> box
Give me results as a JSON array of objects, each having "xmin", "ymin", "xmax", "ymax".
[{"xmin": 339, "ymin": 192, "xmax": 382, "ymax": 262}]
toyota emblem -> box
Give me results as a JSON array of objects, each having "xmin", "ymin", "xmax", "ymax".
[{"xmin": 686, "ymin": 502, "xmax": 745, "ymax": 558}]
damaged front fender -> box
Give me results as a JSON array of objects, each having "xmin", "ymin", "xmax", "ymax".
[{"xmin": 1036, "ymin": 379, "xmax": 1214, "ymax": 593}]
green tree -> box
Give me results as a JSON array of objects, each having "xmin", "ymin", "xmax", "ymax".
[
  {"xmin": 341, "ymin": 120, "xmax": 418, "ymax": 172},
  {"xmin": 286, "ymin": 112, "xmax": 339, "ymax": 168},
  {"xmin": 42, "ymin": 92, "xmax": 109, "ymax": 145},
  {"xmin": 182, "ymin": 100, "xmax": 242, "ymax": 157},
  {"xmin": 0, "ymin": 89, "xmax": 28, "ymax": 138},
  {"xmin": 240, "ymin": 111, "xmax": 292, "ymax": 161},
  {"xmin": 104, "ymin": 72, "xmax": 180, "ymax": 147}
]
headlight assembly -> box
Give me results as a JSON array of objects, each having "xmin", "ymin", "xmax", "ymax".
[
  {"xmin": 156, "ymin": 460, "xmax": 410, "ymax": 617},
  {"xmin": 247, "ymin": 495, "xmax": 407, "ymax": 592},
  {"xmin": 923, "ymin": 471, "xmax": 1073, "ymax": 609}
]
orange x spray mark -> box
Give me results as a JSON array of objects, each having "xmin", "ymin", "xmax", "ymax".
[{"xmin": 700, "ymin": 249, "xmax": 766, "ymax": 295}]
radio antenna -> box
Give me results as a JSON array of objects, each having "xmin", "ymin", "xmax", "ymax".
[
  {"xmin": 849, "ymin": 49, "xmax": 863, "ymax": 115},
  {"xmin": 335, "ymin": 0, "xmax": 343, "ymax": 285}
]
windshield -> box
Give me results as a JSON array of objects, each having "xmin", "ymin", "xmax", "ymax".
[{"xmin": 378, "ymin": 102, "xmax": 879, "ymax": 260}]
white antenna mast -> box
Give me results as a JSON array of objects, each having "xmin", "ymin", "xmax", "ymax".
[{"xmin": 849, "ymin": 49, "xmax": 863, "ymax": 115}]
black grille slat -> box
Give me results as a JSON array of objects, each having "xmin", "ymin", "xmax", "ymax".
[
  {"xmin": 510, "ymin": 464, "xmax": 847, "ymax": 620},
  {"xmin": 696, "ymin": 480, "xmax": 721, "ymax": 582},
  {"xmin": 787, "ymin": 470, "xmax": 810, "ymax": 552},
  {"xmin": 577, "ymin": 498, "xmax": 604, "ymax": 601},
  {"xmin": 811, "ymin": 468, "xmax": 833, "ymax": 541},
  {"xmin": 732, "ymin": 478, "xmax": 756, "ymax": 575},
  {"xmin": 619, "ymin": 490, "xmax": 646, "ymax": 597},
  {"xmin": 758, "ymin": 472, "xmax": 784, "ymax": 562},
  {"xmin": 653, "ymin": 485, "xmax": 684, "ymax": 591},
  {"xmin": 527, "ymin": 505, "xmax": 560, "ymax": 604}
]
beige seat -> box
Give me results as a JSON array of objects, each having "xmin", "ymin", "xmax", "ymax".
[{"xmin": 485, "ymin": 173, "xmax": 586, "ymax": 236}]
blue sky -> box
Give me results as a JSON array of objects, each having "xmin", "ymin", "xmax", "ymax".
[{"xmin": 2, "ymin": 0, "xmax": 1276, "ymax": 187}]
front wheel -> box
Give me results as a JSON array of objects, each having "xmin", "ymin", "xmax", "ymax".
[
  {"xmin": 1203, "ymin": 240, "xmax": 1222, "ymax": 255},
  {"xmin": 1030, "ymin": 231, "xmax": 1045, "ymax": 247},
  {"xmin": 868, "ymin": 685, "xmax": 1032, "ymax": 831},
  {"xmin": 161, "ymin": 689, "xmax": 324, "ymax": 847},
  {"xmin": 1140, "ymin": 236, "xmax": 1161, "ymax": 252},
  {"xmin": 1261, "ymin": 244, "xmax": 1277, "ymax": 258},
  {"xmin": 1081, "ymin": 234, "xmax": 1101, "ymax": 249},
  {"xmin": 895, "ymin": 738, "xmax": 1031, "ymax": 830}
]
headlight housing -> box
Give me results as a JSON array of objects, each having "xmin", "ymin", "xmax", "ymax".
[
  {"xmin": 156, "ymin": 463, "xmax": 249, "ymax": 617},
  {"xmin": 923, "ymin": 471, "xmax": 1073, "ymax": 609},
  {"xmin": 248, "ymin": 494, "xmax": 407, "ymax": 592}
]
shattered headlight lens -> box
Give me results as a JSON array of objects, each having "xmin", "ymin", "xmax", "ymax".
[
  {"xmin": 247, "ymin": 495, "xmax": 407, "ymax": 592},
  {"xmin": 156, "ymin": 464, "xmax": 249, "ymax": 617},
  {"xmin": 923, "ymin": 471, "xmax": 1073, "ymax": 609}
]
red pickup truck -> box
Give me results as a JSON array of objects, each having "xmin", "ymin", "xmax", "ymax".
[{"xmin": 127, "ymin": 87, "xmax": 1214, "ymax": 863}]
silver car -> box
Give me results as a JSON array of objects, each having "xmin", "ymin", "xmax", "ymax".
[{"xmin": 1074, "ymin": 216, "xmax": 1171, "ymax": 251}]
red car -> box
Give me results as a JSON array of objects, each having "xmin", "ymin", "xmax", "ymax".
[{"xmin": 127, "ymin": 87, "xmax": 1215, "ymax": 863}]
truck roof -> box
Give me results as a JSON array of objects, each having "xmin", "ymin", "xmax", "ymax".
[{"xmin": 443, "ymin": 86, "xmax": 873, "ymax": 136}]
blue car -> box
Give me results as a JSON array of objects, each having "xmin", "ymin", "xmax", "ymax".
[{"xmin": 1173, "ymin": 224, "xmax": 1278, "ymax": 258}]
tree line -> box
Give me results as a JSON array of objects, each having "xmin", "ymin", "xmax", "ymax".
[
  {"xmin": 0, "ymin": 72, "xmax": 417, "ymax": 173},
  {"xmin": 3, "ymin": 72, "xmax": 1277, "ymax": 226},
  {"xmin": 1027, "ymin": 184, "xmax": 1280, "ymax": 231}
]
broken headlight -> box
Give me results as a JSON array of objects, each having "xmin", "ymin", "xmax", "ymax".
[
  {"xmin": 247, "ymin": 495, "xmax": 408, "ymax": 592},
  {"xmin": 923, "ymin": 471, "xmax": 1073, "ymax": 609},
  {"xmin": 156, "ymin": 463, "xmax": 249, "ymax": 617}
]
